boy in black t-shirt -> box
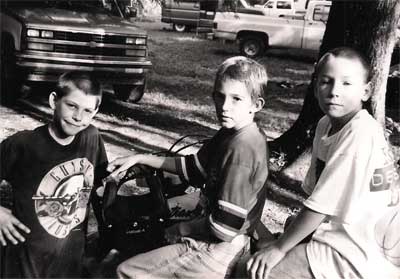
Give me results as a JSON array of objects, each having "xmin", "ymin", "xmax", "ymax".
[
  {"xmin": 107, "ymin": 56, "xmax": 270, "ymax": 278},
  {"xmin": 0, "ymin": 71, "xmax": 108, "ymax": 278}
]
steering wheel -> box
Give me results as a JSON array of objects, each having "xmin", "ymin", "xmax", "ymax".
[{"xmin": 102, "ymin": 165, "xmax": 171, "ymax": 229}]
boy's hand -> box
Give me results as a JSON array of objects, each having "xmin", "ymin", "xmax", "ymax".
[
  {"xmin": 246, "ymin": 240, "xmax": 286, "ymax": 279},
  {"xmin": 0, "ymin": 206, "xmax": 30, "ymax": 246},
  {"xmin": 107, "ymin": 155, "xmax": 140, "ymax": 178}
]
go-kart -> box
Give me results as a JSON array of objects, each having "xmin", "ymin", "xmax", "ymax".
[{"xmin": 90, "ymin": 135, "xmax": 209, "ymax": 262}]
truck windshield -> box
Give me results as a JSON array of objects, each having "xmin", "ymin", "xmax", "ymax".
[{"xmin": 4, "ymin": 0, "xmax": 123, "ymax": 17}]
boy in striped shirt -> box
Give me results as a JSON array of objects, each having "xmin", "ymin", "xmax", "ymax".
[{"xmin": 108, "ymin": 56, "xmax": 270, "ymax": 278}]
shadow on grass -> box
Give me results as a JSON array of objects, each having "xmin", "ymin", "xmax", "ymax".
[
  {"xmin": 100, "ymin": 128, "xmax": 169, "ymax": 154},
  {"xmin": 267, "ymin": 98, "xmax": 304, "ymax": 115},
  {"xmin": 212, "ymin": 47, "xmax": 238, "ymax": 56},
  {"xmin": 264, "ymin": 49, "xmax": 318, "ymax": 63},
  {"xmin": 100, "ymin": 95, "xmax": 217, "ymax": 136},
  {"xmin": 211, "ymin": 47, "xmax": 318, "ymax": 63}
]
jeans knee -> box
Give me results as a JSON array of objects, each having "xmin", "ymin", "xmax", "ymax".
[
  {"xmin": 116, "ymin": 261, "xmax": 129, "ymax": 279},
  {"xmin": 117, "ymin": 259, "xmax": 146, "ymax": 279}
]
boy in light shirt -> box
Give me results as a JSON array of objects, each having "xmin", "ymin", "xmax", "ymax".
[{"xmin": 247, "ymin": 47, "xmax": 400, "ymax": 279}]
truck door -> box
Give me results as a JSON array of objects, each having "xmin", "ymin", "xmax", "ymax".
[
  {"xmin": 169, "ymin": 0, "xmax": 201, "ymax": 26},
  {"xmin": 199, "ymin": 0, "xmax": 218, "ymax": 30},
  {"xmin": 302, "ymin": 3, "xmax": 330, "ymax": 50},
  {"xmin": 161, "ymin": 0, "xmax": 172, "ymax": 21}
]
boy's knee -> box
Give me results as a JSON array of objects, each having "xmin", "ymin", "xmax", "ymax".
[
  {"xmin": 116, "ymin": 259, "xmax": 147, "ymax": 279},
  {"xmin": 116, "ymin": 260, "xmax": 132, "ymax": 279}
]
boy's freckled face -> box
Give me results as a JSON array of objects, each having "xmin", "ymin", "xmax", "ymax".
[
  {"xmin": 315, "ymin": 56, "xmax": 370, "ymax": 127},
  {"xmin": 213, "ymin": 79, "xmax": 256, "ymax": 130},
  {"xmin": 53, "ymin": 89, "xmax": 99, "ymax": 138}
]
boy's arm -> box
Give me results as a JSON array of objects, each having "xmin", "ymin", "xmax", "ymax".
[
  {"xmin": 247, "ymin": 207, "xmax": 326, "ymax": 279},
  {"xmin": 0, "ymin": 137, "xmax": 31, "ymax": 246},
  {"xmin": 107, "ymin": 154, "xmax": 178, "ymax": 178},
  {"xmin": 0, "ymin": 206, "xmax": 30, "ymax": 246}
]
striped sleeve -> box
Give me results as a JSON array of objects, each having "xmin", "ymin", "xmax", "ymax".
[
  {"xmin": 209, "ymin": 198, "xmax": 249, "ymax": 241},
  {"xmin": 175, "ymin": 153, "xmax": 207, "ymax": 187},
  {"xmin": 209, "ymin": 163, "xmax": 255, "ymax": 242}
]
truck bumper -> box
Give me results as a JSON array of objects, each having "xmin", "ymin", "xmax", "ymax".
[{"xmin": 15, "ymin": 51, "xmax": 152, "ymax": 85}]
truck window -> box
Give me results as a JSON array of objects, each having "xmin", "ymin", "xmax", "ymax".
[
  {"xmin": 220, "ymin": 0, "xmax": 249, "ymax": 11},
  {"xmin": 313, "ymin": 4, "xmax": 330, "ymax": 22},
  {"xmin": 276, "ymin": 1, "xmax": 291, "ymax": 9},
  {"xmin": 266, "ymin": 1, "xmax": 274, "ymax": 8}
]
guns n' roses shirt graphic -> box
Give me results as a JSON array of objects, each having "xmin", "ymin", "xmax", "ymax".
[
  {"xmin": 0, "ymin": 125, "xmax": 108, "ymax": 278},
  {"xmin": 33, "ymin": 158, "xmax": 94, "ymax": 238}
]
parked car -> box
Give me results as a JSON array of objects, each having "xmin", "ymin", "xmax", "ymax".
[
  {"xmin": 161, "ymin": 0, "xmax": 217, "ymax": 32},
  {"xmin": 254, "ymin": 0, "xmax": 296, "ymax": 17},
  {"xmin": 161, "ymin": 0, "xmax": 253, "ymax": 32},
  {"xmin": 213, "ymin": 0, "xmax": 331, "ymax": 57},
  {"xmin": 1, "ymin": 0, "xmax": 152, "ymax": 103}
]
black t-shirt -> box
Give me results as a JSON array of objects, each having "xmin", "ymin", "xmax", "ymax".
[{"xmin": 0, "ymin": 124, "xmax": 108, "ymax": 278}]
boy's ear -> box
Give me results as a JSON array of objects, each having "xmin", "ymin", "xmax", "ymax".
[
  {"xmin": 49, "ymin": 92, "xmax": 58, "ymax": 109},
  {"xmin": 361, "ymin": 82, "xmax": 372, "ymax": 102},
  {"xmin": 252, "ymin": 97, "xmax": 265, "ymax": 113}
]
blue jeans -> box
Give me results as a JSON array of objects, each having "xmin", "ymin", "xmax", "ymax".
[
  {"xmin": 233, "ymin": 244, "xmax": 314, "ymax": 279},
  {"xmin": 117, "ymin": 236, "xmax": 250, "ymax": 279}
]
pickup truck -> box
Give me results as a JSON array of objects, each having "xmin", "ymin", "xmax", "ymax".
[
  {"xmin": 212, "ymin": 0, "xmax": 331, "ymax": 57},
  {"xmin": 1, "ymin": 0, "xmax": 152, "ymax": 104}
]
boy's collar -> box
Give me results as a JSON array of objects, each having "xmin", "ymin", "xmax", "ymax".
[
  {"xmin": 47, "ymin": 124, "xmax": 75, "ymax": 146},
  {"xmin": 221, "ymin": 122, "xmax": 256, "ymax": 134}
]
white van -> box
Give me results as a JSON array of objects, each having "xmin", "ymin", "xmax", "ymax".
[{"xmin": 254, "ymin": 0, "xmax": 296, "ymax": 17}]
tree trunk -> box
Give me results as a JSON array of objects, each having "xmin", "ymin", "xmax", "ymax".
[{"xmin": 268, "ymin": 1, "xmax": 400, "ymax": 205}]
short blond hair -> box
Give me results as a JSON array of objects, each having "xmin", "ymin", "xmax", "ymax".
[
  {"xmin": 315, "ymin": 47, "xmax": 371, "ymax": 82},
  {"xmin": 55, "ymin": 71, "xmax": 102, "ymax": 109},
  {"xmin": 213, "ymin": 56, "xmax": 268, "ymax": 102}
]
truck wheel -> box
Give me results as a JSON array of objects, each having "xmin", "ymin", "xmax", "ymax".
[
  {"xmin": 1, "ymin": 38, "xmax": 21, "ymax": 105},
  {"xmin": 239, "ymin": 36, "xmax": 266, "ymax": 58},
  {"xmin": 113, "ymin": 84, "xmax": 145, "ymax": 103},
  {"xmin": 173, "ymin": 24, "xmax": 186, "ymax": 32}
]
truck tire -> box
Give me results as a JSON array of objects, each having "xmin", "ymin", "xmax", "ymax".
[
  {"xmin": 239, "ymin": 35, "xmax": 266, "ymax": 58},
  {"xmin": 1, "ymin": 38, "xmax": 21, "ymax": 105},
  {"xmin": 173, "ymin": 24, "xmax": 187, "ymax": 32},
  {"xmin": 113, "ymin": 83, "xmax": 145, "ymax": 103}
]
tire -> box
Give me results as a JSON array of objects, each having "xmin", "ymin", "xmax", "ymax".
[
  {"xmin": 173, "ymin": 24, "xmax": 186, "ymax": 32},
  {"xmin": 1, "ymin": 38, "xmax": 21, "ymax": 105},
  {"xmin": 239, "ymin": 35, "xmax": 266, "ymax": 58},
  {"xmin": 113, "ymin": 83, "xmax": 145, "ymax": 103}
]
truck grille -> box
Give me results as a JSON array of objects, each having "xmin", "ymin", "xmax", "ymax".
[
  {"xmin": 54, "ymin": 31, "xmax": 128, "ymax": 44},
  {"xmin": 54, "ymin": 44, "xmax": 145, "ymax": 57},
  {"xmin": 47, "ymin": 31, "xmax": 147, "ymax": 57}
]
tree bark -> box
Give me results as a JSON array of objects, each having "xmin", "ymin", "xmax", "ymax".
[{"xmin": 268, "ymin": 0, "xmax": 400, "ymax": 205}]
